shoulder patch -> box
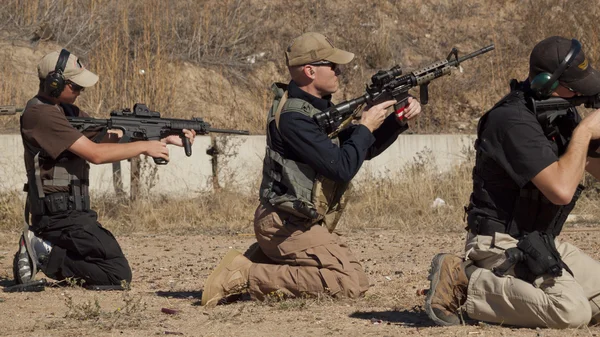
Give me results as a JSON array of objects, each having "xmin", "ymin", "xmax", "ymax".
[{"xmin": 281, "ymin": 98, "xmax": 319, "ymax": 117}]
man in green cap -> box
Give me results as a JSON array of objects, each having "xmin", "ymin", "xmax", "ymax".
[{"xmin": 202, "ymin": 32, "xmax": 421, "ymax": 306}]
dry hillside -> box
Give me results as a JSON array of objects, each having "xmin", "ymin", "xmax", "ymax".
[{"xmin": 1, "ymin": 0, "xmax": 599, "ymax": 133}]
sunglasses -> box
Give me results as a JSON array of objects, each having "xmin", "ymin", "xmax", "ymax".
[
  {"xmin": 306, "ymin": 61, "xmax": 338, "ymax": 71},
  {"xmin": 67, "ymin": 81, "xmax": 85, "ymax": 92}
]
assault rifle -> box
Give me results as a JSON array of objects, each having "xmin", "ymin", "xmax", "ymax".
[
  {"xmin": 0, "ymin": 103, "xmax": 249, "ymax": 164},
  {"xmin": 314, "ymin": 44, "xmax": 495, "ymax": 135},
  {"xmin": 527, "ymin": 94, "xmax": 600, "ymax": 157}
]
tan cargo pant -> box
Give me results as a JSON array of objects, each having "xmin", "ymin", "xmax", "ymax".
[
  {"xmin": 246, "ymin": 203, "xmax": 369, "ymax": 300},
  {"xmin": 464, "ymin": 232, "xmax": 600, "ymax": 328}
]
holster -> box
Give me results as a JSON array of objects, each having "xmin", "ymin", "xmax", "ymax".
[{"xmin": 517, "ymin": 231, "xmax": 572, "ymax": 278}]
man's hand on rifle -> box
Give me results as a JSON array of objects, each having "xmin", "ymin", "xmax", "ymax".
[
  {"xmin": 161, "ymin": 129, "xmax": 197, "ymax": 146},
  {"xmin": 143, "ymin": 141, "xmax": 170, "ymax": 162},
  {"xmin": 360, "ymin": 100, "xmax": 396, "ymax": 132},
  {"xmin": 398, "ymin": 97, "xmax": 422, "ymax": 120}
]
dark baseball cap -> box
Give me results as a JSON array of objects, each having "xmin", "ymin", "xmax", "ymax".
[{"xmin": 529, "ymin": 36, "xmax": 600, "ymax": 96}]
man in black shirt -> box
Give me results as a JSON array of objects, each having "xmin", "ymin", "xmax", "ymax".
[
  {"xmin": 426, "ymin": 36, "xmax": 600, "ymax": 328},
  {"xmin": 201, "ymin": 32, "xmax": 421, "ymax": 306}
]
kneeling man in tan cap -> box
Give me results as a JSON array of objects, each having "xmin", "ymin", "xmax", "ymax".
[
  {"xmin": 14, "ymin": 49, "xmax": 195, "ymax": 289},
  {"xmin": 202, "ymin": 32, "xmax": 421, "ymax": 306}
]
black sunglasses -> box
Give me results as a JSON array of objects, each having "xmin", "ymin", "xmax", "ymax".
[
  {"xmin": 67, "ymin": 81, "xmax": 85, "ymax": 92},
  {"xmin": 306, "ymin": 61, "xmax": 338, "ymax": 71}
]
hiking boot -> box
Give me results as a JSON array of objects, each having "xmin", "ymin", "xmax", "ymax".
[
  {"xmin": 425, "ymin": 253, "xmax": 469, "ymax": 326},
  {"xmin": 12, "ymin": 229, "xmax": 52, "ymax": 284},
  {"xmin": 201, "ymin": 249, "xmax": 252, "ymax": 307}
]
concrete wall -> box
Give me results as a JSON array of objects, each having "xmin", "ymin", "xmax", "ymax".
[{"xmin": 0, "ymin": 134, "xmax": 476, "ymax": 196}]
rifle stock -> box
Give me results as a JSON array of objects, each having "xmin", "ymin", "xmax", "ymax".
[{"xmin": 529, "ymin": 95, "xmax": 600, "ymax": 157}]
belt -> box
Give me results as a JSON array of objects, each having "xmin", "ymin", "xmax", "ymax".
[{"xmin": 42, "ymin": 192, "xmax": 90, "ymax": 214}]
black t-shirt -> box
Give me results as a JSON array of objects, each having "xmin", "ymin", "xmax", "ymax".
[{"xmin": 472, "ymin": 90, "xmax": 558, "ymax": 215}]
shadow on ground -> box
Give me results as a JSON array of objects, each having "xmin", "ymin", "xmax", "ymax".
[
  {"xmin": 155, "ymin": 290, "xmax": 204, "ymax": 299},
  {"xmin": 0, "ymin": 276, "xmax": 14, "ymax": 288},
  {"xmin": 349, "ymin": 308, "xmax": 436, "ymax": 327}
]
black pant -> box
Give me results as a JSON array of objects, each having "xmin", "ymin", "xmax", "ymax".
[{"xmin": 32, "ymin": 210, "xmax": 132, "ymax": 286}]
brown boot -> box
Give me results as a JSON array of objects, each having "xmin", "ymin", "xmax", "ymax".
[
  {"xmin": 201, "ymin": 249, "xmax": 252, "ymax": 307},
  {"xmin": 425, "ymin": 253, "xmax": 469, "ymax": 326}
]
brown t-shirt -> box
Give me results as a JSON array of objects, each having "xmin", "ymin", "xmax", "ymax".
[{"xmin": 21, "ymin": 96, "xmax": 92, "ymax": 194}]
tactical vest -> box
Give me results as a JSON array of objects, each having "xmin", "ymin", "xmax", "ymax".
[
  {"xmin": 259, "ymin": 83, "xmax": 349, "ymax": 233},
  {"xmin": 467, "ymin": 85, "xmax": 583, "ymax": 238},
  {"xmin": 21, "ymin": 98, "xmax": 91, "ymax": 220}
]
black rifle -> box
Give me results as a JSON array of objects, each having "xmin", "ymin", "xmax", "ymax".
[
  {"xmin": 314, "ymin": 44, "xmax": 495, "ymax": 134},
  {"xmin": 527, "ymin": 94, "xmax": 600, "ymax": 157},
  {"xmin": 67, "ymin": 103, "xmax": 249, "ymax": 164},
  {"xmin": 0, "ymin": 104, "xmax": 249, "ymax": 164}
]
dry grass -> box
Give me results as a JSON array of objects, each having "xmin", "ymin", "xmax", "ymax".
[
  {"xmin": 1, "ymin": 1, "xmax": 600, "ymax": 233},
  {"xmin": 2, "ymin": 155, "xmax": 599, "ymax": 236},
  {"xmin": 1, "ymin": 0, "xmax": 600, "ymax": 133}
]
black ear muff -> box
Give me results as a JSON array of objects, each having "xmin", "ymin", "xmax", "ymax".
[
  {"xmin": 44, "ymin": 49, "xmax": 70, "ymax": 98},
  {"xmin": 530, "ymin": 39, "xmax": 581, "ymax": 99}
]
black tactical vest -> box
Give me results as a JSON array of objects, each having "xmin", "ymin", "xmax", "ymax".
[
  {"xmin": 466, "ymin": 83, "xmax": 583, "ymax": 238},
  {"xmin": 21, "ymin": 98, "xmax": 91, "ymax": 220}
]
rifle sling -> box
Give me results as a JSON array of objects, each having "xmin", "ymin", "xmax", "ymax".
[{"xmin": 274, "ymin": 91, "xmax": 288, "ymax": 131}]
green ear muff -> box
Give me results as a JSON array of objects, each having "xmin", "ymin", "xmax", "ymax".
[{"xmin": 530, "ymin": 72, "xmax": 560, "ymax": 99}]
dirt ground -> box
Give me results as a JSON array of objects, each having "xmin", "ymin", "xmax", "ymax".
[{"xmin": 0, "ymin": 227, "xmax": 599, "ymax": 337}]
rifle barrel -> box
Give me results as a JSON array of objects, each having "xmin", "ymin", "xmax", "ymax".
[
  {"xmin": 207, "ymin": 128, "xmax": 250, "ymax": 135},
  {"xmin": 0, "ymin": 106, "xmax": 23, "ymax": 115},
  {"xmin": 454, "ymin": 44, "xmax": 495, "ymax": 65}
]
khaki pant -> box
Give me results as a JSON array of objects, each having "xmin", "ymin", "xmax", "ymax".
[
  {"xmin": 246, "ymin": 203, "xmax": 369, "ymax": 300},
  {"xmin": 464, "ymin": 232, "xmax": 600, "ymax": 328}
]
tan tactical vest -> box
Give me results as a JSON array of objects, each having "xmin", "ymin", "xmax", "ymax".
[
  {"xmin": 259, "ymin": 83, "xmax": 350, "ymax": 233},
  {"xmin": 21, "ymin": 98, "xmax": 90, "ymax": 217}
]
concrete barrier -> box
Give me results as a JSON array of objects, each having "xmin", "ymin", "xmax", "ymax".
[{"xmin": 0, "ymin": 133, "xmax": 476, "ymax": 196}]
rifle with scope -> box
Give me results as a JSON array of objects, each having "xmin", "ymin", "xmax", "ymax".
[{"xmin": 314, "ymin": 43, "xmax": 495, "ymax": 135}]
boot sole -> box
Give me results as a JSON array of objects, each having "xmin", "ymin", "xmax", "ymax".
[
  {"xmin": 425, "ymin": 253, "xmax": 460, "ymax": 326},
  {"xmin": 23, "ymin": 231, "xmax": 38, "ymax": 281},
  {"xmin": 13, "ymin": 233, "xmax": 37, "ymax": 284},
  {"xmin": 201, "ymin": 249, "xmax": 242, "ymax": 307}
]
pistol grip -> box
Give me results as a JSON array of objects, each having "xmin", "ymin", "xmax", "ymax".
[
  {"xmin": 394, "ymin": 99, "xmax": 408, "ymax": 125},
  {"xmin": 153, "ymin": 157, "xmax": 169, "ymax": 165},
  {"xmin": 183, "ymin": 136, "xmax": 192, "ymax": 156}
]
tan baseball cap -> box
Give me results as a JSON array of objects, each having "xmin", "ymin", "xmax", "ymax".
[
  {"xmin": 285, "ymin": 32, "xmax": 354, "ymax": 67},
  {"xmin": 38, "ymin": 50, "xmax": 99, "ymax": 87}
]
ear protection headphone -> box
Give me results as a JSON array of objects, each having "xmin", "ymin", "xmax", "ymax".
[
  {"xmin": 44, "ymin": 49, "xmax": 70, "ymax": 98},
  {"xmin": 530, "ymin": 39, "xmax": 581, "ymax": 99}
]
